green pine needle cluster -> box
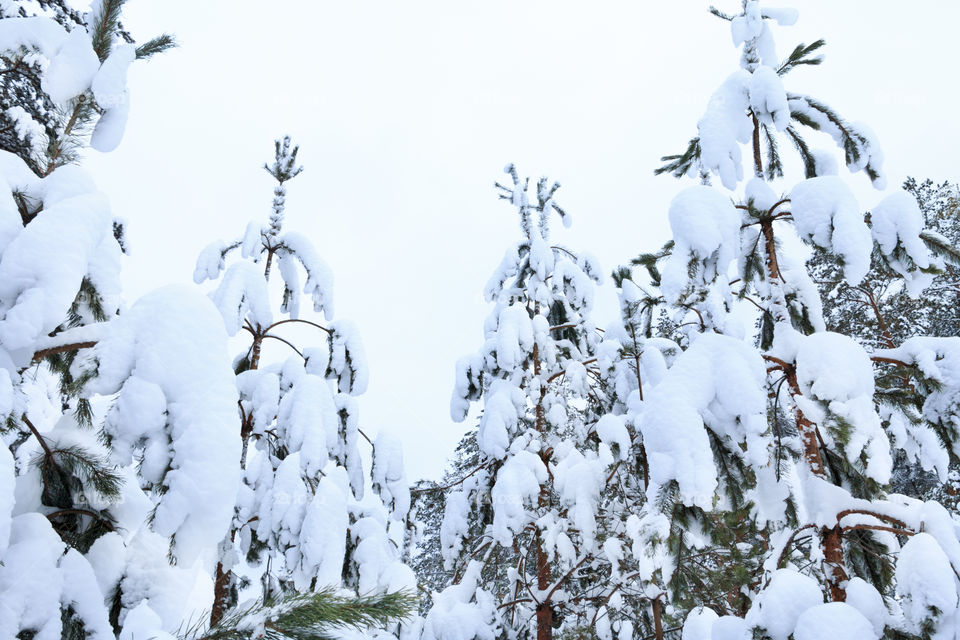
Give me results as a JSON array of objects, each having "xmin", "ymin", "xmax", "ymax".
[{"xmin": 187, "ymin": 590, "xmax": 416, "ymax": 640}]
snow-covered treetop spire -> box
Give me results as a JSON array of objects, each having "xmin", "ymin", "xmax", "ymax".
[
  {"xmin": 265, "ymin": 135, "xmax": 304, "ymax": 238},
  {"xmin": 658, "ymin": 2, "xmax": 885, "ymax": 190},
  {"xmin": 495, "ymin": 162, "xmax": 571, "ymax": 246},
  {"xmin": 194, "ymin": 136, "xmax": 334, "ymax": 328}
]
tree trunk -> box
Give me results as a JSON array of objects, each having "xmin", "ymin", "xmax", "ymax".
[
  {"xmin": 653, "ymin": 597, "xmax": 664, "ymax": 640},
  {"xmin": 532, "ymin": 341, "xmax": 553, "ymax": 640},
  {"xmin": 760, "ymin": 217, "xmax": 847, "ymax": 602}
]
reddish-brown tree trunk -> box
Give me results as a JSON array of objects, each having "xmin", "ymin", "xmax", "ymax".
[
  {"xmin": 532, "ymin": 341, "xmax": 553, "ymax": 640},
  {"xmin": 653, "ymin": 597, "xmax": 665, "ymax": 640},
  {"xmin": 760, "ymin": 215, "xmax": 848, "ymax": 602}
]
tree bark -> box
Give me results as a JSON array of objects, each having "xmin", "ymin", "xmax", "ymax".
[{"xmin": 760, "ymin": 215, "xmax": 847, "ymax": 602}]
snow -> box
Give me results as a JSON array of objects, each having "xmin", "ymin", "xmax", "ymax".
[
  {"xmin": 297, "ymin": 470, "xmax": 349, "ymax": 589},
  {"xmin": 794, "ymin": 332, "xmax": 891, "ymax": 482},
  {"xmin": 84, "ymin": 285, "xmax": 241, "ymax": 564},
  {"xmin": 90, "ymin": 89, "xmax": 130, "ymax": 152},
  {"xmin": 0, "ymin": 443, "xmax": 13, "ymax": 556},
  {"xmin": 210, "ymin": 260, "xmax": 274, "ymax": 334},
  {"xmin": 0, "ymin": 166, "xmax": 114, "ymax": 359},
  {"xmin": 0, "ymin": 514, "xmax": 65, "ymax": 640},
  {"xmin": 682, "ymin": 607, "xmax": 719, "ymax": 640},
  {"xmin": 91, "ymin": 44, "xmax": 136, "ymax": 107},
  {"xmin": 421, "ymin": 562, "xmax": 498, "ymax": 640},
  {"xmin": 119, "ymin": 602, "xmax": 174, "ymax": 640},
  {"xmin": 596, "ymin": 413, "xmax": 630, "ymax": 460},
  {"xmin": 639, "ymin": 332, "xmax": 768, "ymax": 508},
  {"xmin": 373, "ymin": 432, "xmax": 411, "ymax": 518},
  {"xmin": 845, "ymin": 577, "xmax": 886, "ymax": 637},
  {"xmin": 896, "ymin": 532, "xmax": 959, "ymax": 632},
  {"xmin": 328, "ymin": 319, "xmax": 369, "ymax": 395},
  {"xmin": 746, "ymin": 569, "xmax": 823, "ymax": 640},
  {"xmin": 193, "ymin": 240, "xmax": 227, "ymax": 283},
  {"xmin": 0, "ymin": 16, "xmax": 68, "ymax": 59},
  {"xmin": 661, "ymin": 186, "xmax": 740, "ymax": 304},
  {"xmin": 490, "ymin": 449, "xmax": 547, "ymax": 545},
  {"xmin": 281, "ymin": 231, "xmax": 334, "ymax": 320},
  {"xmin": 59, "ymin": 549, "xmax": 114, "ymax": 640},
  {"xmin": 697, "ymin": 71, "xmax": 751, "ymax": 189},
  {"xmin": 790, "ymin": 176, "xmax": 872, "ymax": 284},
  {"xmin": 870, "ymin": 191, "xmax": 933, "ymax": 297},
  {"xmin": 793, "ymin": 603, "xmax": 878, "ymax": 640},
  {"xmin": 42, "ymin": 26, "xmax": 100, "ymax": 104},
  {"xmin": 749, "ymin": 65, "xmax": 789, "ymax": 131}
]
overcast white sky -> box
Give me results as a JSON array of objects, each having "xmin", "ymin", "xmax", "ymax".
[{"xmin": 84, "ymin": 1, "xmax": 960, "ymax": 481}]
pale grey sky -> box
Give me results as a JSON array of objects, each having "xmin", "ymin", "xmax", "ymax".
[{"xmin": 85, "ymin": 1, "xmax": 960, "ymax": 480}]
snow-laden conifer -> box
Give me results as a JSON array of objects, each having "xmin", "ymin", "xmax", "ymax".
[
  {"xmin": 643, "ymin": 3, "xmax": 960, "ymax": 638},
  {"xmin": 195, "ymin": 137, "xmax": 416, "ymax": 638},
  {"xmin": 427, "ymin": 166, "xmax": 656, "ymax": 640}
]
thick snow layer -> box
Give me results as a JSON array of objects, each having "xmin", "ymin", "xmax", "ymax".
[
  {"xmin": 90, "ymin": 90, "xmax": 130, "ymax": 152},
  {"xmin": 596, "ymin": 414, "xmax": 630, "ymax": 460},
  {"xmin": 490, "ymin": 449, "xmax": 547, "ymax": 545},
  {"xmin": 328, "ymin": 320, "xmax": 369, "ymax": 395},
  {"xmin": 0, "ymin": 168, "xmax": 114, "ymax": 359},
  {"xmin": 0, "ymin": 16, "xmax": 68, "ymax": 58},
  {"xmin": 845, "ymin": 577, "xmax": 886, "ymax": 637},
  {"xmin": 794, "ymin": 332, "xmax": 891, "ymax": 482},
  {"xmin": 297, "ymin": 470, "xmax": 349, "ymax": 589},
  {"xmin": 275, "ymin": 373, "xmax": 337, "ymax": 478},
  {"xmin": 870, "ymin": 191, "xmax": 933, "ymax": 297},
  {"xmin": 59, "ymin": 549, "xmax": 113, "ymax": 640},
  {"xmin": 85, "ymin": 285, "xmax": 241, "ymax": 564},
  {"xmin": 698, "ymin": 71, "xmax": 751, "ymax": 189},
  {"xmin": 119, "ymin": 602, "xmax": 174, "ymax": 640},
  {"xmin": 793, "ymin": 603, "xmax": 878, "ymax": 640},
  {"xmin": 476, "ymin": 382, "xmax": 518, "ymax": 458},
  {"xmin": 749, "ymin": 65, "xmax": 789, "ymax": 130},
  {"xmin": 0, "ymin": 443, "xmax": 13, "ymax": 556},
  {"xmin": 0, "ymin": 515, "xmax": 65, "ymax": 639},
  {"xmin": 639, "ymin": 333, "xmax": 768, "ymax": 508},
  {"xmin": 91, "ymin": 44, "xmax": 135, "ymax": 107},
  {"xmin": 281, "ymin": 231, "xmax": 334, "ymax": 320},
  {"xmin": 746, "ymin": 569, "xmax": 823, "ymax": 640},
  {"xmin": 421, "ymin": 561, "xmax": 498, "ymax": 640},
  {"xmin": 662, "ymin": 186, "xmax": 740, "ymax": 303},
  {"xmin": 193, "ymin": 240, "xmax": 227, "ymax": 283},
  {"xmin": 372, "ymin": 432, "xmax": 411, "ymax": 518},
  {"xmin": 790, "ymin": 176, "xmax": 871, "ymax": 284},
  {"xmin": 896, "ymin": 533, "xmax": 959, "ymax": 631},
  {"xmin": 682, "ymin": 607, "xmax": 719, "ymax": 640},
  {"xmin": 553, "ymin": 445, "xmax": 606, "ymax": 551},
  {"xmin": 210, "ymin": 260, "xmax": 274, "ymax": 334},
  {"xmin": 42, "ymin": 26, "xmax": 100, "ymax": 104}
]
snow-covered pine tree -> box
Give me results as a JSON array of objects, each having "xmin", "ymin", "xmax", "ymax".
[
  {"xmin": 194, "ymin": 136, "xmax": 416, "ymax": 638},
  {"xmin": 0, "ymin": 4, "xmax": 249, "ymax": 639},
  {"xmin": 642, "ymin": 3, "xmax": 960, "ymax": 638},
  {"xmin": 0, "ymin": 0, "xmax": 174, "ymax": 174},
  {"xmin": 424, "ymin": 166, "xmax": 652, "ymax": 640},
  {"xmin": 808, "ymin": 178, "xmax": 960, "ymax": 503}
]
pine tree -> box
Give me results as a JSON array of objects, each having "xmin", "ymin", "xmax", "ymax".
[
  {"xmin": 808, "ymin": 178, "xmax": 960, "ymax": 503},
  {"xmin": 0, "ymin": 4, "xmax": 254, "ymax": 639},
  {"xmin": 194, "ymin": 136, "xmax": 416, "ymax": 638},
  {"xmin": 424, "ymin": 165, "xmax": 658, "ymax": 640},
  {"xmin": 639, "ymin": 3, "xmax": 960, "ymax": 638}
]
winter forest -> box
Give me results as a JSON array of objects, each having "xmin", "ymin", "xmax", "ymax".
[{"xmin": 2, "ymin": 0, "xmax": 960, "ymax": 639}]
